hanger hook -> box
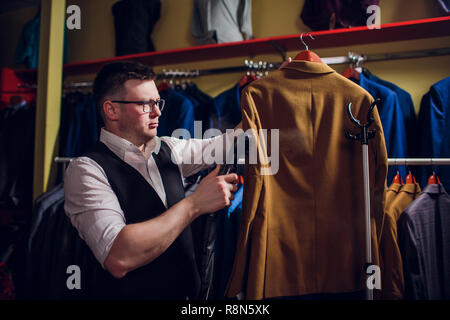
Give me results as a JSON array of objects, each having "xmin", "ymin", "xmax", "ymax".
[{"xmin": 300, "ymin": 32, "xmax": 315, "ymax": 51}]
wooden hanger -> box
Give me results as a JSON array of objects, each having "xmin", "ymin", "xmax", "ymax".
[{"xmin": 294, "ymin": 33, "xmax": 322, "ymax": 63}]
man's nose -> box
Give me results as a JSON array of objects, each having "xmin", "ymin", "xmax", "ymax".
[{"xmin": 150, "ymin": 105, "xmax": 161, "ymax": 117}]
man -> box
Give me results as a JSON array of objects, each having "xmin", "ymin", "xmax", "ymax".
[{"xmin": 64, "ymin": 61, "xmax": 239, "ymax": 299}]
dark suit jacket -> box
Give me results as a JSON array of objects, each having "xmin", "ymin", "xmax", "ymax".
[{"xmin": 399, "ymin": 184, "xmax": 450, "ymax": 300}]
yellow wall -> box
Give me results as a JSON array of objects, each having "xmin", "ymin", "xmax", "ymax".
[{"xmin": 1, "ymin": 0, "xmax": 450, "ymax": 111}]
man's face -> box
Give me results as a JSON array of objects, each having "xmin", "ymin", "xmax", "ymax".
[{"xmin": 117, "ymin": 79, "xmax": 161, "ymax": 146}]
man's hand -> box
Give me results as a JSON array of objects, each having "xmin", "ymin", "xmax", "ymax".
[{"xmin": 189, "ymin": 165, "xmax": 239, "ymax": 216}]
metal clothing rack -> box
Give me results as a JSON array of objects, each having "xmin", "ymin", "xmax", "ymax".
[
  {"xmin": 12, "ymin": 47, "xmax": 450, "ymax": 90},
  {"xmin": 346, "ymin": 93, "xmax": 450, "ymax": 301},
  {"xmin": 388, "ymin": 158, "xmax": 450, "ymax": 166},
  {"xmin": 157, "ymin": 47, "xmax": 450, "ymax": 80}
]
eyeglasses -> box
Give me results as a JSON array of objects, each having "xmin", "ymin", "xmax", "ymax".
[{"xmin": 111, "ymin": 99, "xmax": 165, "ymax": 113}]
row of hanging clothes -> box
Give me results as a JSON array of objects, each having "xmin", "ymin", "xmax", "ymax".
[
  {"xmin": 380, "ymin": 165, "xmax": 450, "ymax": 300},
  {"xmin": 22, "ymin": 64, "xmax": 266, "ymax": 300},
  {"xmin": 9, "ymin": 46, "xmax": 450, "ymax": 299},
  {"xmin": 0, "ymin": 96, "xmax": 36, "ymax": 300},
  {"xmin": 342, "ymin": 56, "xmax": 450, "ymax": 191}
]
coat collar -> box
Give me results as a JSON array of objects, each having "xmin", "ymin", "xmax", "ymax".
[
  {"xmin": 423, "ymin": 184, "xmax": 448, "ymax": 195},
  {"xmin": 388, "ymin": 183, "xmax": 402, "ymax": 193},
  {"xmin": 281, "ymin": 60, "xmax": 336, "ymax": 75},
  {"xmin": 399, "ymin": 183, "xmax": 422, "ymax": 195}
]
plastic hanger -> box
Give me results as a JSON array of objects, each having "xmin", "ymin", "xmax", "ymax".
[
  {"xmin": 427, "ymin": 162, "xmax": 442, "ymax": 185},
  {"xmin": 342, "ymin": 53, "xmax": 364, "ymax": 81},
  {"xmin": 392, "ymin": 171, "xmax": 404, "ymax": 185},
  {"xmin": 428, "ymin": 173, "xmax": 442, "ymax": 185},
  {"xmin": 238, "ymin": 72, "xmax": 258, "ymax": 88},
  {"xmin": 342, "ymin": 67, "xmax": 361, "ymax": 81},
  {"xmin": 405, "ymin": 170, "xmax": 417, "ymax": 184},
  {"xmin": 157, "ymin": 79, "xmax": 170, "ymax": 92},
  {"xmin": 392, "ymin": 161, "xmax": 404, "ymax": 184},
  {"xmin": 294, "ymin": 33, "xmax": 322, "ymax": 63}
]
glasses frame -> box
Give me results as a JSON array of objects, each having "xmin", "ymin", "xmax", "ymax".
[{"xmin": 111, "ymin": 99, "xmax": 165, "ymax": 113}]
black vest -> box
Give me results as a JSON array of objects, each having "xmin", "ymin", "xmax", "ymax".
[{"xmin": 83, "ymin": 140, "xmax": 201, "ymax": 300}]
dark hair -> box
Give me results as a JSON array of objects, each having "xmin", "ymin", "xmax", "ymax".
[{"xmin": 93, "ymin": 61, "xmax": 155, "ymax": 119}]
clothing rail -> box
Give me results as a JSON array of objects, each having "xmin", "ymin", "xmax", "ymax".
[
  {"xmin": 54, "ymin": 157, "xmax": 450, "ymax": 166},
  {"xmin": 158, "ymin": 47, "xmax": 450, "ymax": 79},
  {"xmin": 388, "ymin": 158, "xmax": 450, "ymax": 166},
  {"xmin": 13, "ymin": 47, "xmax": 450, "ymax": 89}
]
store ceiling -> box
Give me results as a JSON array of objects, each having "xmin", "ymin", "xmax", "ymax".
[{"xmin": 0, "ymin": 0, "xmax": 39, "ymax": 14}]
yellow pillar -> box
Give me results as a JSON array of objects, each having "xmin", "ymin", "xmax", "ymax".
[{"xmin": 33, "ymin": 0, "xmax": 66, "ymax": 200}]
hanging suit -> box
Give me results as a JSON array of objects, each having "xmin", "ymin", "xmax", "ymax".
[
  {"xmin": 226, "ymin": 60, "xmax": 388, "ymax": 299},
  {"xmin": 158, "ymin": 88, "xmax": 196, "ymax": 138},
  {"xmin": 386, "ymin": 182, "xmax": 402, "ymax": 209},
  {"xmin": 364, "ymin": 70, "xmax": 417, "ymax": 158},
  {"xmin": 416, "ymin": 77, "xmax": 450, "ymax": 190},
  {"xmin": 398, "ymin": 184, "xmax": 450, "ymax": 300},
  {"xmin": 379, "ymin": 183, "xmax": 421, "ymax": 300},
  {"xmin": 359, "ymin": 73, "xmax": 408, "ymax": 184}
]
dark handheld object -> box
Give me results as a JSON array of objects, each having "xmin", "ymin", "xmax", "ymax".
[{"xmin": 345, "ymin": 99, "xmax": 380, "ymax": 145}]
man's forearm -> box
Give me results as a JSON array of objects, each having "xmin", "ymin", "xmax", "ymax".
[{"xmin": 104, "ymin": 196, "xmax": 199, "ymax": 278}]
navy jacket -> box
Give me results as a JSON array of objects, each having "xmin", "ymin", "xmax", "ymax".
[
  {"xmin": 416, "ymin": 77, "xmax": 450, "ymax": 190},
  {"xmin": 364, "ymin": 69, "xmax": 417, "ymax": 158},
  {"xmin": 175, "ymin": 83, "xmax": 213, "ymax": 134},
  {"xmin": 212, "ymin": 184, "xmax": 243, "ymax": 299},
  {"xmin": 359, "ymin": 73, "xmax": 408, "ymax": 183},
  {"xmin": 158, "ymin": 88, "xmax": 195, "ymax": 138},
  {"xmin": 210, "ymin": 83, "xmax": 242, "ymax": 133}
]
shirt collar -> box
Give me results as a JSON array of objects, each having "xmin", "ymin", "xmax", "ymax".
[
  {"xmin": 99, "ymin": 127, "xmax": 161, "ymax": 161},
  {"xmin": 281, "ymin": 60, "xmax": 336, "ymax": 75}
]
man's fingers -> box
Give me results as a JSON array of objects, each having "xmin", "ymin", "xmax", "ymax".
[
  {"xmin": 209, "ymin": 165, "xmax": 221, "ymax": 177},
  {"xmin": 223, "ymin": 173, "xmax": 239, "ymax": 183}
]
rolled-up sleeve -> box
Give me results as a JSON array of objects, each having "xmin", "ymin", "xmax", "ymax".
[{"xmin": 64, "ymin": 157, "xmax": 126, "ymax": 268}]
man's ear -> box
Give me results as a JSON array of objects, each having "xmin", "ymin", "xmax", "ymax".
[{"xmin": 103, "ymin": 100, "xmax": 120, "ymax": 121}]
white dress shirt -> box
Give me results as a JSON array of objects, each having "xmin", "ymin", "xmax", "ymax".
[{"xmin": 64, "ymin": 128, "xmax": 236, "ymax": 268}]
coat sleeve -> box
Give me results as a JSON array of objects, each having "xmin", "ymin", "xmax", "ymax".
[
  {"xmin": 225, "ymin": 88, "xmax": 266, "ymax": 299},
  {"xmin": 366, "ymin": 94, "xmax": 388, "ymax": 297},
  {"xmin": 398, "ymin": 212, "xmax": 425, "ymax": 300}
]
